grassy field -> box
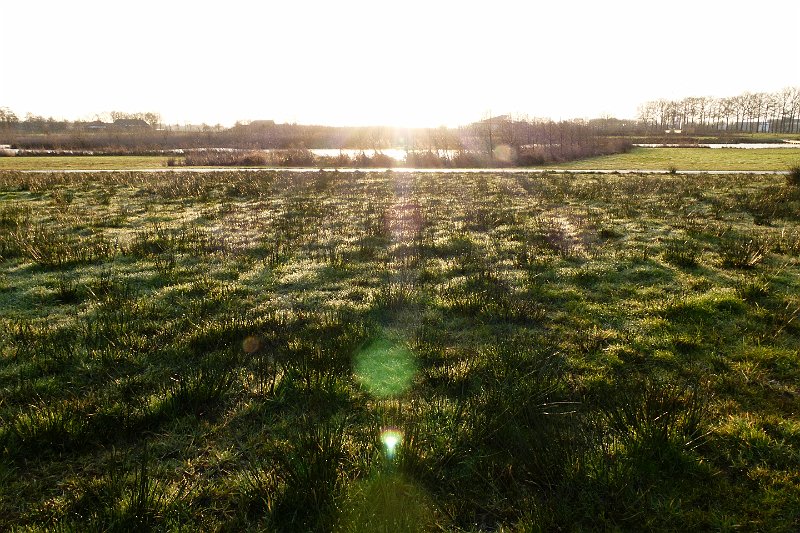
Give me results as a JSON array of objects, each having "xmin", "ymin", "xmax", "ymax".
[
  {"xmin": 1, "ymin": 169, "xmax": 799, "ymax": 531},
  {"xmin": 556, "ymin": 147, "xmax": 800, "ymax": 171},
  {"xmin": 621, "ymin": 133, "xmax": 800, "ymax": 144},
  {"xmin": 0, "ymin": 155, "xmax": 174, "ymax": 170},
  {"xmin": 2, "ymin": 147, "xmax": 800, "ymax": 172}
]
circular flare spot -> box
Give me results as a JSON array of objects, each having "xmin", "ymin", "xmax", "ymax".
[
  {"xmin": 354, "ymin": 337, "xmax": 416, "ymax": 398},
  {"xmin": 493, "ymin": 144, "xmax": 515, "ymax": 163},
  {"xmin": 242, "ymin": 336, "xmax": 261, "ymax": 354}
]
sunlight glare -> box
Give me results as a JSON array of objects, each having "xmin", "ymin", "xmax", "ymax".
[{"xmin": 381, "ymin": 428, "xmax": 403, "ymax": 459}]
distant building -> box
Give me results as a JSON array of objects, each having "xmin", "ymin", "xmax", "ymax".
[
  {"xmin": 248, "ymin": 120, "xmax": 276, "ymax": 128},
  {"xmin": 475, "ymin": 115, "xmax": 511, "ymax": 125},
  {"xmin": 85, "ymin": 120, "xmax": 109, "ymax": 130},
  {"xmin": 470, "ymin": 115, "xmax": 514, "ymax": 138},
  {"xmin": 738, "ymin": 121, "xmax": 772, "ymax": 133},
  {"xmin": 113, "ymin": 118, "xmax": 151, "ymax": 129}
]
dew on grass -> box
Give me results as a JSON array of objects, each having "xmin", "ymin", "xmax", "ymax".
[
  {"xmin": 341, "ymin": 470, "xmax": 434, "ymax": 531},
  {"xmin": 384, "ymin": 201, "xmax": 423, "ymax": 243}
]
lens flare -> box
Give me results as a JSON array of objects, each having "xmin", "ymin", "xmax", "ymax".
[
  {"xmin": 384, "ymin": 200, "xmax": 423, "ymax": 243},
  {"xmin": 493, "ymin": 144, "xmax": 515, "ymax": 163},
  {"xmin": 381, "ymin": 428, "xmax": 403, "ymax": 459},
  {"xmin": 242, "ymin": 336, "xmax": 261, "ymax": 354},
  {"xmin": 354, "ymin": 337, "xmax": 416, "ymax": 398}
]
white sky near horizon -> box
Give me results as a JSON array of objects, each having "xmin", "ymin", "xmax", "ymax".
[{"xmin": 1, "ymin": 0, "xmax": 799, "ymax": 128}]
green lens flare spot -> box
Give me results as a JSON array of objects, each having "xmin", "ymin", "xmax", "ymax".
[{"xmin": 354, "ymin": 337, "xmax": 416, "ymax": 398}]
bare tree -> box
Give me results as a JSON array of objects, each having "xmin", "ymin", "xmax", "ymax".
[
  {"xmin": 637, "ymin": 87, "xmax": 800, "ymax": 134},
  {"xmin": 143, "ymin": 112, "xmax": 161, "ymax": 128},
  {"xmin": 786, "ymin": 87, "xmax": 800, "ymax": 133},
  {"xmin": 0, "ymin": 107, "xmax": 19, "ymax": 130}
]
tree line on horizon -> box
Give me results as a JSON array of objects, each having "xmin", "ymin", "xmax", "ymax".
[
  {"xmin": 1, "ymin": 86, "xmax": 799, "ymax": 158},
  {"xmin": 0, "ymin": 112, "xmax": 630, "ymax": 166},
  {"xmin": 637, "ymin": 86, "xmax": 800, "ymax": 134},
  {"xmin": 0, "ymin": 110, "xmax": 163, "ymax": 134}
]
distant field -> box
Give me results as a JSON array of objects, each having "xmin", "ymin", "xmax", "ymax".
[
  {"xmin": 622, "ymin": 133, "xmax": 800, "ymax": 144},
  {"xmin": 557, "ymin": 147, "xmax": 800, "ymax": 171},
  {"xmin": 0, "ymin": 155, "xmax": 174, "ymax": 170},
  {"xmin": 2, "ymin": 147, "xmax": 800, "ymax": 171}
]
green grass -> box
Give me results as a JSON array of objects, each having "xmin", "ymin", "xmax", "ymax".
[
  {"xmin": 1, "ymin": 169, "xmax": 799, "ymax": 531},
  {"xmin": 553, "ymin": 147, "xmax": 800, "ymax": 171},
  {"xmin": 622, "ymin": 132, "xmax": 800, "ymax": 143},
  {"xmin": 0, "ymin": 155, "xmax": 176, "ymax": 170},
  {"xmin": 716, "ymin": 132, "xmax": 800, "ymax": 143}
]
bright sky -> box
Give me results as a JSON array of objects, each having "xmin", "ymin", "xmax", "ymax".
[{"xmin": 2, "ymin": 0, "xmax": 799, "ymax": 127}]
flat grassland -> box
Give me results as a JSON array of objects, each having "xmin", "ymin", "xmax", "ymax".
[
  {"xmin": 555, "ymin": 147, "xmax": 800, "ymax": 170},
  {"xmin": 2, "ymin": 147, "xmax": 799, "ymax": 171},
  {"xmin": 0, "ymin": 155, "xmax": 174, "ymax": 170},
  {"xmin": 1, "ymin": 170, "xmax": 799, "ymax": 531}
]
